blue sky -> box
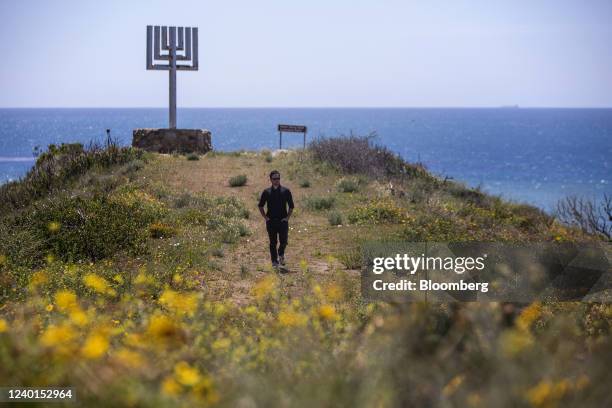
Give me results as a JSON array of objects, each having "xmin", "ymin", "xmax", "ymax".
[{"xmin": 1, "ymin": 0, "xmax": 611, "ymax": 107}]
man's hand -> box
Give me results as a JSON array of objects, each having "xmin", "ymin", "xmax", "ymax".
[
  {"xmin": 281, "ymin": 217, "xmax": 288, "ymax": 222},
  {"xmin": 258, "ymin": 206, "xmax": 269, "ymax": 221}
]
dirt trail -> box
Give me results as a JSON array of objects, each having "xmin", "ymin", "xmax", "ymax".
[{"xmin": 151, "ymin": 153, "xmax": 354, "ymax": 304}]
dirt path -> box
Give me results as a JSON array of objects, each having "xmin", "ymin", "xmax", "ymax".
[{"xmin": 150, "ymin": 153, "xmax": 356, "ymax": 304}]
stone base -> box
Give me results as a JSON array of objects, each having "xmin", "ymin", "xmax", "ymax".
[{"xmin": 132, "ymin": 128, "xmax": 212, "ymax": 154}]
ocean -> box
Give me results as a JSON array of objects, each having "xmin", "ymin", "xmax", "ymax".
[{"xmin": 0, "ymin": 108, "xmax": 610, "ymax": 212}]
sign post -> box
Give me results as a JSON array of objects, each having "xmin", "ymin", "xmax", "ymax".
[{"xmin": 277, "ymin": 124, "xmax": 308, "ymax": 149}]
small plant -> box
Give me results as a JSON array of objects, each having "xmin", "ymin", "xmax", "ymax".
[
  {"xmin": 211, "ymin": 247, "xmax": 225, "ymax": 258},
  {"xmin": 240, "ymin": 264, "xmax": 249, "ymax": 278},
  {"xmin": 229, "ymin": 174, "xmax": 248, "ymax": 187},
  {"xmin": 300, "ymin": 180, "xmax": 311, "ymax": 188},
  {"xmin": 262, "ymin": 150, "xmax": 273, "ymax": 163},
  {"xmin": 305, "ymin": 195, "xmax": 335, "ymax": 211},
  {"xmin": 238, "ymin": 223, "xmax": 250, "ymax": 237},
  {"xmin": 174, "ymin": 192, "xmax": 192, "ymax": 208},
  {"xmin": 328, "ymin": 211, "xmax": 343, "ymax": 226},
  {"xmin": 337, "ymin": 248, "xmax": 362, "ymax": 269},
  {"xmin": 186, "ymin": 153, "xmax": 200, "ymax": 161},
  {"xmin": 149, "ymin": 222, "xmax": 177, "ymax": 239},
  {"xmin": 336, "ymin": 177, "xmax": 360, "ymax": 193},
  {"xmin": 348, "ymin": 199, "xmax": 407, "ymax": 224}
]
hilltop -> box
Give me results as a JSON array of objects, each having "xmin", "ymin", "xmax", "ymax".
[{"xmin": 0, "ymin": 138, "xmax": 609, "ymax": 407}]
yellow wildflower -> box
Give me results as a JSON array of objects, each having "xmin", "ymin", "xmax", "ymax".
[
  {"xmin": 161, "ymin": 376, "xmax": 182, "ymax": 396},
  {"xmin": 159, "ymin": 288, "xmax": 199, "ymax": 317},
  {"xmin": 278, "ymin": 309, "xmax": 308, "ymax": 327},
  {"xmin": 525, "ymin": 379, "xmax": 572, "ymax": 408},
  {"xmin": 252, "ymin": 276, "xmax": 277, "ymax": 300},
  {"xmin": 146, "ymin": 314, "xmax": 184, "ymax": 345},
  {"xmin": 45, "ymin": 304, "xmax": 54, "ymax": 312},
  {"xmin": 69, "ymin": 307, "xmax": 89, "ymax": 326},
  {"xmin": 325, "ymin": 283, "xmax": 343, "ymax": 302},
  {"xmin": 81, "ymin": 332, "xmax": 110, "ymax": 359},
  {"xmin": 317, "ymin": 304, "xmax": 338, "ymax": 321},
  {"xmin": 134, "ymin": 271, "xmax": 156, "ymax": 285},
  {"xmin": 114, "ymin": 348, "xmax": 144, "ymax": 369},
  {"xmin": 47, "ymin": 221, "xmax": 61, "ymax": 232},
  {"xmin": 516, "ymin": 302, "xmax": 542, "ymax": 331},
  {"xmin": 29, "ymin": 270, "xmax": 49, "ymax": 288},
  {"xmin": 0, "ymin": 254, "xmax": 7, "ymax": 267},
  {"xmin": 83, "ymin": 273, "xmax": 116, "ymax": 296},
  {"xmin": 500, "ymin": 329, "xmax": 534, "ymax": 357},
  {"xmin": 45, "ymin": 254, "xmax": 55, "ymax": 264},
  {"xmin": 212, "ymin": 337, "xmax": 231, "ymax": 352},
  {"xmin": 174, "ymin": 361, "xmax": 201, "ymax": 386},
  {"xmin": 192, "ymin": 376, "xmax": 219, "ymax": 404},
  {"xmin": 0, "ymin": 318, "xmax": 8, "ymax": 333},
  {"xmin": 40, "ymin": 323, "xmax": 77, "ymax": 347},
  {"xmin": 113, "ymin": 274, "xmax": 124, "ymax": 284},
  {"xmin": 55, "ymin": 290, "xmax": 78, "ymax": 312},
  {"xmin": 442, "ymin": 374, "xmax": 465, "ymax": 397}
]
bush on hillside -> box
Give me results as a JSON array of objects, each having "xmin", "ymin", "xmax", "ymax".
[
  {"xmin": 229, "ymin": 174, "xmax": 248, "ymax": 187},
  {"xmin": 0, "ymin": 142, "xmax": 143, "ymax": 212},
  {"xmin": 0, "ymin": 190, "xmax": 163, "ymax": 268},
  {"xmin": 305, "ymin": 195, "xmax": 335, "ymax": 211},
  {"xmin": 309, "ymin": 134, "xmax": 428, "ymax": 178}
]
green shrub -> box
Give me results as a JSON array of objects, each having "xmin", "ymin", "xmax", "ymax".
[
  {"xmin": 262, "ymin": 150, "xmax": 273, "ymax": 163},
  {"xmin": 305, "ymin": 195, "xmax": 335, "ymax": 211},
  {"xmin": 2, "ymin": 192, "xmax": 162, "ymax": 267},
  {"xmin": 398, "ymin": 213, "xmax": 474, "ymax": 241},
  {"xmin": 328, "ymin": 211, "xmax": 343, "ymax": 226},
  {"xmin": 337, "ymin": 248, "xmax": 362, "ymax": 269},
  {"xmin": 348, "ymin": 199, "xmax": 406, "ymax": 224},
  {"xmin": 336, "ymin": 177, "xmax": 360, "ymax": 193},
  {"xmin": 229, "ymin": 174, "xmax": 248, "ymax": 187},
  {"xmin": 0, "ymin": 142, "xmax": 143, "ymax": 213},
  {"xmin": 309, "ymin": 135, "xmax": 429, "ymax": 179},
  {"xmin": 186, "ymin": 153, "xmax": 200, "ymax": 161},
  {"xmin": 210, "ymin": 247, "xmax": 225, "ymax": 258},
  {"xmin": 300, "ymin": 180, "xmax": 311, "ymax": 188},
  {"xmin": 149, "ymin": 222, "xmax": 178, "ymax": 239},
  {"xmin": 219, "ymin": 220, "xmax": 249, "ymax": 243}
]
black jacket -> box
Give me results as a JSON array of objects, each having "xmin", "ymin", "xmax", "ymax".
[{"xmin": 258, "ymin": 186, "xmax": 294, "ymax": 220}]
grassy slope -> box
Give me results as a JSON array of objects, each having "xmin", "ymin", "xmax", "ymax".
[{"xmin": 0, "ymin": 146, "xmax": 610, "ymax": 407}]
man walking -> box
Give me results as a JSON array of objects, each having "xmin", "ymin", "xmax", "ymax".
[{"xmin": 258, "ymin": 170, "xmax": 294, "ymax": 268}]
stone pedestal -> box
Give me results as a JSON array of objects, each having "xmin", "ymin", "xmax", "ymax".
[{"xmin": 132, "ymin": 128, "xmax": 212, "ymax": 154}]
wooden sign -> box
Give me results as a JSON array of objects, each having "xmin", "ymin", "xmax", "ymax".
[
  {"xmin": 277, "ymin": 124, "xmax": 307, "ymax": 149},
  {"xmin": 278, "ymin": 124, "xmax": 307, "ymax": 133}
]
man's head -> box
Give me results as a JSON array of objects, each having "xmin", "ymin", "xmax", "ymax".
[{"xmin": 269, "ymin": 170, "xmax": 281, "ymax": 187}]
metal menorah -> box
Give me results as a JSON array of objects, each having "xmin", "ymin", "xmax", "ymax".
[{"xmin": 146, "ymin": 25, "xmax": 199, "ymax": 129}]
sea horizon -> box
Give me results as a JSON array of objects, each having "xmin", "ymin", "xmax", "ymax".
[{"xmin": 1, "ymin": 107, "xmax": 610, "ymax": 213}]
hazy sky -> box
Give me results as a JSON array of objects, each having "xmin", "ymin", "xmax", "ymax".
[{"xmin": 1, "ymin": 0, "xmax": 611, "ymax": 107}]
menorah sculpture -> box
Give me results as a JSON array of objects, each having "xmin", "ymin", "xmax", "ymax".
[
  {"xmin": 147, "ymin": 25, "xmax": 198, "ymax": 128},
  {"xmin": 133, "ymin": 25, "xmax": 211, "ymax": 154}
]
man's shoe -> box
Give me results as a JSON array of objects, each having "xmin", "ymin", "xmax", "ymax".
[
  {"xmin": 278, "ymin": 256, "xmax": 286, "ymax": 266},
  {"xmin": 272, "ymin": 261, "xmax": 279, "ymax": 269}
]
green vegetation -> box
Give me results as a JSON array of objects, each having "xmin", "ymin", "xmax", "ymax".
[
  {"xmin": 328, "ymin": 211, "xmax": 343, "ymax": 226},
  {"xmin": 305, "ymin": 195, "xmax": 336, "ymax": 211},
  {"xmin": 336, "ymin": 176, "xmax": 361, "ymax": 193},
  {"xmin": 228, "ymin": 174, "xmax": 247, "ymax": 187},
  {"xmin": 0, "ymin": 137, "xmax": 608, "ymax": 407}
]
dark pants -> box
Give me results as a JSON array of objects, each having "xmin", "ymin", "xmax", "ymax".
[{"xmin": 266, "ymin": 219, "xmax": 288, "ymax": 263}]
